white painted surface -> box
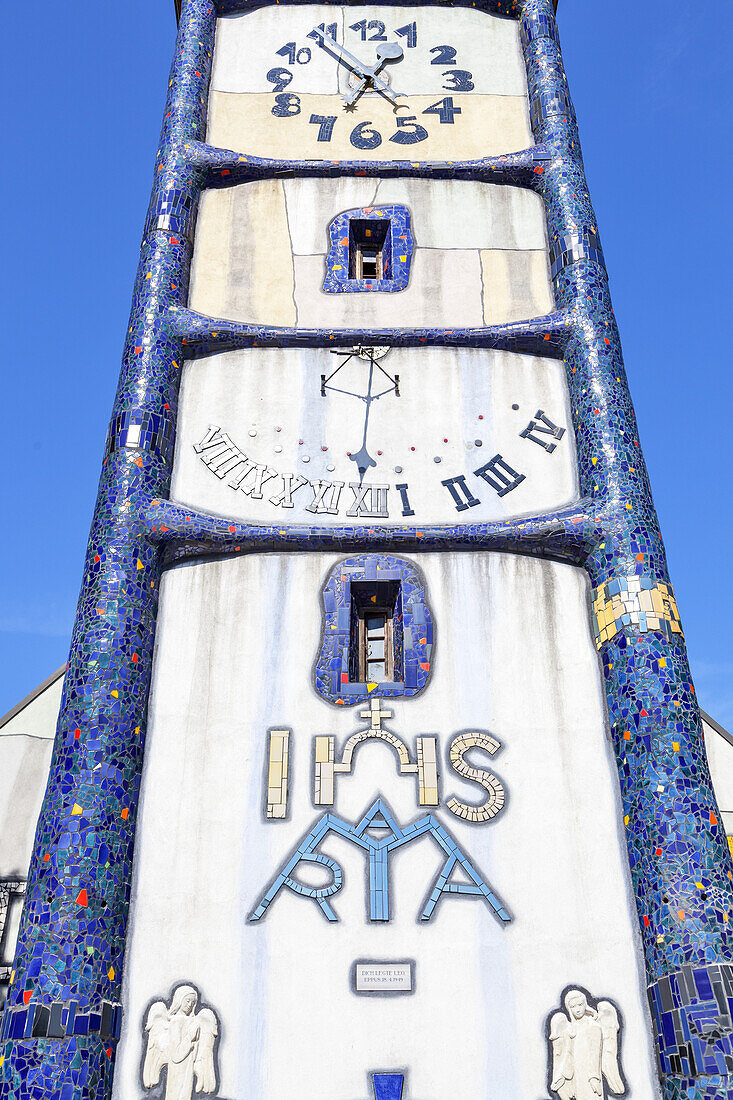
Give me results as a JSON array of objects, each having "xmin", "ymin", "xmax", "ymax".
[
  {"xmin": 207, "ymin": 6, "xmax": 532, "ymax": 158},
  {"xmin": 0, "ymin": 672, "xmax": 63, "ymax": 740},
  {"xmin": 115, "ymin": 552, "xmax": 660, "ymax": 1100},
  {"xmin": 188, "ymin": 179, "xmax": 553, "ymax": 329},
  {"xmin": 212, "ymin": 8, "xmax": 528, "ymax": 96},
  {"xmin": 172, "ymin": 348, "xmax": 577, "ymax": 526},
  {"xmin": 705, "ymin": 719, "xmax": 733, "ymax": 835},
  {"xmin": 0, "ymin": 671, "xmax": 61, "ymax": 877},
  {"xmin": 284, "ymin": 178, "xmax": 546, "ymax": 255},
  {"xmin": 0, "ymin": 735, "xmax": 53, "ymax": 877}
]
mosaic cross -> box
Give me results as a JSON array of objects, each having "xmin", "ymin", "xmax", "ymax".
[{"xmin": 360, "ymin": 698, "xmax": 393, "ymax": 731}]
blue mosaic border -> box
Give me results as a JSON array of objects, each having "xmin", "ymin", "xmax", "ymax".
[
  {"xmin": 323, "ymin": 206, "xmax": 413, "ymax": 294},
  {"xmin": 104, "ymin": 410, "xmax": 175, "ymax": 465},
  {"xmin": 0, "ymin": 1002, "xmax": 121, "ymax": 1044},
  {"xmin": 314, "ymin": 554, "xmax": 433, "ymax": 705},
  {"xmin": 649, "ymin": 964, "xmax": 733, "ymax": 1080},
  {"xmin": 2, "ymin": 3, "xmax": 730, "ymax": 1100}
]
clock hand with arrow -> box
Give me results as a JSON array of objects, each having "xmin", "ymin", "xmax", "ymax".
[{"xmin": 311, "ymin": 29, "xmax": 405, "ymax": 109}]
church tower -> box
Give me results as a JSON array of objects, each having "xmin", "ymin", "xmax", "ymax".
[{"xmin": 2, "ymin": 4, "xmax": 732, "ymax": 1100}]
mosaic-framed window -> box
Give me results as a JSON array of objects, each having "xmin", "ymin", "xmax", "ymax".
[
  {"xmin": 315, "ymin": 554, "xmax": 433, "ymax": 706},
  {"xmin": 323, "ymin": 205, "xmax": 413, "ymax": 294}
]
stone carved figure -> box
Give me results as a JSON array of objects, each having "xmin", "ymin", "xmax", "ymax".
[
  {"xmin": 549, "ymin": 989, "xmax": 625, "ymax": 1100},
  {"xmin": 143, "ymin": 985, "xmax": 218, "ymax": 1100}
]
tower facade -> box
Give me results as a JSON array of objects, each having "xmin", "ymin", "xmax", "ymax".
[{"xmin": 2, "ymin": 4, "xmax": 732, "ymax": 1100}]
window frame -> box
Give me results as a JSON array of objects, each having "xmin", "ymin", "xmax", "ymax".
[{"xmin": 357, "ymin": 607, "xmax": 395, "ymax": 683}]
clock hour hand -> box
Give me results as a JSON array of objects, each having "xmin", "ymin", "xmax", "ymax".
[
  {"xmin": 312, "ymin": 30, "xmax": 404, "ymax": 105},
  {"xmin": 342, "ymin": 42, "xmax": 404, "ymax": 106}
]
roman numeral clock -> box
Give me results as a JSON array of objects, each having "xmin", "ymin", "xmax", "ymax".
[{"xmin": 2, "ymin": 5, "xmax": 731, "ymax": 1100}]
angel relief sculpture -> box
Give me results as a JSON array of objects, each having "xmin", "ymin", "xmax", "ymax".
[
  {"xmin": 548, "ymin": 989, "xmax": 625, "ymax": 1100},
  {"xmin": 143, "ymin": 985, "xmax": 219, "ymax": 1100}
]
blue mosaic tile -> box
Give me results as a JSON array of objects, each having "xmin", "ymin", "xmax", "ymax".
[
  {"xmin": 313, "ymin": 554, "xmax": 432, "ymax": 706},
  {"xmin": 323, "ymin": 205, "xmax": 413, "ymax": 293}
]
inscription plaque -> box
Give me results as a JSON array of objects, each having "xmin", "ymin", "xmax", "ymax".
[{"xmin": 355, "ymin": 961, "xmax": 413, "ymax": 994}]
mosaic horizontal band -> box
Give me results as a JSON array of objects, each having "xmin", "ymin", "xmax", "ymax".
[
  {"xmin": 190, "ymin": 140, "xmax": 552, "ymax": 188},
  {"xmin": 104, "ymin": 410, "xmax": 175, "ymax": 465},
  {"xmin": 146, "ymin": 495, "xmax": 601, "ymax": 566},
  {"xmin": 170, "ymin": 303, "xmax": 572, "ymax": 360},
  {"xmin": 592, "ymin": 574, "xmax": 683, "ymax": 649},
  {"xmin": 0, "ymin": 1000, "xmax": 122, "ymax": 1042},
  {"xmin": 649, "ymin": 965, "xmax": 733, "ymax": 1079},
  {"xmin": 550, "ymin": 230, "xmax": 605, "ymax": 279}
]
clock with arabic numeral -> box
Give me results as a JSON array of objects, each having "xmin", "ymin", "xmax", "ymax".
[{"xmin": 208, "ymin": 6, "xmax": 533, "ymax": 162}]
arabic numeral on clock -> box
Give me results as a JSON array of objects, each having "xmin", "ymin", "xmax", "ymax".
[
  {"xmin": 430, "ymin": 45, "xmax": 457, "ymax": 66},
  {"xmin": 266, "ymin": 67, "xmax": 293, "ymax": 93},
  {"xmin": 350, "ymin": 120, "xmax": 382, "ymax": 150},
  {"xmin": 309, "ymin": 114, "xmax": 337, "ymax": 142},
  {"xmin": 271, "ymin": 92, "xmax": 301, "ymax": 117},
  {"xmin": 307, "ymin": 22, "xmax": 338, "ymax": 42},
  {"xmin": 349, "ymin": 19, "xmax": 387, "ymax": 41},
  {"xmin": 389, "ymin": 115, "xmax": 428, "ymax": 144},
  {"xmin": 395, "ymin": 22, "xmax": 418, "ymax": 48},
  {"xmin": 423, "ymin": 96, "xmax": 462, "ymax": 124},
  {"xmin": 442, "ymin": 69, "xmax": 474, "ymax": 91},
  {"xmin": 276, "ymin": 43, "xmax": 312, "ymax": 64}
]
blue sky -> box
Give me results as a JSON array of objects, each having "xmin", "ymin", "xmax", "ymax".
[{"xmin": 0, "ymin": 1, "xmax": 730, "ymax": 724}]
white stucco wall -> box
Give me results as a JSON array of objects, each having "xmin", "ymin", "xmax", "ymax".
[
  {"xmin": 189, "ymin": 179, "xmax": 553, "ymax": 329},
  {"xmin": 0, "ymin": 737, "xmax": 54, "ymax": 879},
  {"xmin": 0, "ymin": 672, "xmax": 61, "ymax": 878},
  {"xmin": 0, "ymin": 672, "xmax": 63, "ymax": 742},
  {"xmin": 115, "ymin": 552, "xmax": 660, "ymax": 1100},
  {"xmin": 173, "ymin": 347, "xmax": 577, "ymax": 527},
  {"xmin": 208, "ymin": 6, "xmax": 532, "ymax": 160},
  {"xmin": 705, "ymin": 719, "xmax": 733, "ymax": 836}
]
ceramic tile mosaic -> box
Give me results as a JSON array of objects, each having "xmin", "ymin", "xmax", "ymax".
[
  {"xmin": 322, "ymin": 205, "xmax": 413, "ymax": 293},
  {"xmin": 593, "ymin": 576, "xmax": 684, "ymax": 649},
  {"xmin": 314, "ymin": 554, "xmax": 432, "ymax": 706},
  {"xmin": 1, "ymin": 2, "xmax": 729, "ymax": 1099},
  {"xmin": 649, "ymin": 964, "xmax": 733, "ymax": 1079},
  {"xmin": 248, "ymin": 797, "xmax": 510, "ymax": 924}
]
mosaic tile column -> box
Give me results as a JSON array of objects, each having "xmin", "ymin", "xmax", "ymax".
[
  {"xmin": 521, "ymin": 2, "xmax": 733, "ymax": 1095},
  {"xmin": 0, "ymin": 3, "xmax": 215, "ymax": 1099}
]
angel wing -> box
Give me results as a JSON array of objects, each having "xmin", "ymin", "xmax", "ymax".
[
  {"xmin": 597, "ymin": 1002, "xmax": 625, "ymax": 1095},
  {"xmin": 143, "ymin": 1002, "xmax": 170, "ymax": 1089},
  {"xmin": 549, "ymin": 1012, "xmax": 575, "ymax": 1100},
  {"xmin": 193, "ymin": 1008, "xmax": 218, "ymax": 1094}
]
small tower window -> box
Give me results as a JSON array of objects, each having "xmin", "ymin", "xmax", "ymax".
[
  {"xmin": 349, "ymin": 580, "xmax": 402, "ymax": 684},
  {"xmin": 323, "ymin": 205, "xmax": 413, "ymax": 294},
  {"xmin": 349, "ymin": 219, "xmax": 390, "ymax": 281},
  {"xmin": 315, "ymin": 554, "xmax": 434, "ymax": 706},
  {"xmin": 359, "ymin": 610, "xmax": 393, "ymax": 682}
]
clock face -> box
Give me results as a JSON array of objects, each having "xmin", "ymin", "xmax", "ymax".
[
  {"xmin": 208, "ymin": 6, "xmax": 533, "ymax": 160},
  {"xmin": 172, "ymin": 347, "xmax": 576, "ymax": 528}
]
